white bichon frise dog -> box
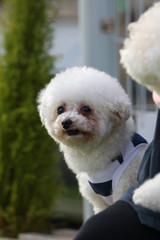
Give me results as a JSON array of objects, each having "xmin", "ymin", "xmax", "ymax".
[
  {"xmin": 120, "ymin": 2, "xmax": 160, "ymax": 213},
  {"xmin": 37, "ymin": 67, "xmax": 148, "ymax": 213}
]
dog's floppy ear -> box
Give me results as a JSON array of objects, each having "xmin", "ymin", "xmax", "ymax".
[
  {"xmin": 37, "ymin": 89, "xmax": 45, "ymax": 125},
  {"xmin": 107, "ymin": 100, "xmax": 131, "ymax": 126},
  {"xmin": 37, "ymin": 105, "xmax": 45, "ymax": 125},
  {"xmin": 39, "ymin": 110, "xmax": 45, "ymax": 125}
]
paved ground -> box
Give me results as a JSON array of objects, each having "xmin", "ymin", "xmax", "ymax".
[{"xmin": 0, "ymin": 229, "xmax": 78, "ymax": 240}]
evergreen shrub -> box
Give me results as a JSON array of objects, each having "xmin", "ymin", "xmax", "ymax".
[{"xmin": 0, "ymin": 0, "xmax": 60, "ymax": 237}]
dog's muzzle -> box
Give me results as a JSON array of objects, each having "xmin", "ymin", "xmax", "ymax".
[{"xmin": 62, "ymin": 119, "xmax": 80, "ymax": 136}]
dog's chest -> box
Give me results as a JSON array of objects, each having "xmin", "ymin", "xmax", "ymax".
[{"xmin": 86, "ymin": 134, "xmax": 148, "ymax": 205}]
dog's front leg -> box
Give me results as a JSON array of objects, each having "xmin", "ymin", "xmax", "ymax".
[
  {"xmin": 77, "ymin": 172, "xmax": 108, "ymax": 214},
  {"xmin": 133, "ymin": 173, "xmax": 160, "ymax": 212}
]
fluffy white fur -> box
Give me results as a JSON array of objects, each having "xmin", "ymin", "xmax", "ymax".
[
  {"xmin": 120, "ymin": 2, "xmax": 160, "ymax": 95},
  {"xmin": 133, "ymin": 173, "xmax": 160, "ymax": 212},
  {"xmin": 37, "ymin": 66, "xmax": 147, "ymax": 213}
]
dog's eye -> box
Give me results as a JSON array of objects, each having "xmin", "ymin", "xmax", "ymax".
[
  {"xmin": 57, "ymin": 106, "xmax": 65, "ymax": 115},
  {"xmin": 81, "ymin": 106, "xmax": 92, "ymax": 114}
]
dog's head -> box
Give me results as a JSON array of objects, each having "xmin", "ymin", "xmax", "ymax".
[{"xmin": 37, "ymin": 67, "xmax": 131, "ymax": 148}]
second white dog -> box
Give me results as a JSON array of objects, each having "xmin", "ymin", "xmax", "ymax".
[{"xmin": 37, "ymin": 67, "xmax": 148, "ymax": 213}]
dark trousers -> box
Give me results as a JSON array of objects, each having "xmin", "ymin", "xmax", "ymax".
[{"xmin": 74, "ymin": 201, "xmax": 160, "ymax": 240}]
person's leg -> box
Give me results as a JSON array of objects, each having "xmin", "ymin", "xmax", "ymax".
[{"xmin": 74, "ymin": 201, "xmax": 160, "ymax": 240}]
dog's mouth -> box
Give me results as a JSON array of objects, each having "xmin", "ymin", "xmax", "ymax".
[{"xmin": 66, "ymin": 129, "xmax": 81, "ymax": 136}]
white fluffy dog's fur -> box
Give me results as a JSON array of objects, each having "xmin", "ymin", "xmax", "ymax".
[
  {"xmin": 133, "ymin": 173, "xmax": 160, "ymax": 212},
  {"xmin": 120, "ymin": 2, "xmax": 160, "ymax": 212},
  {"xmin": 37, "ymin": 67, "xmax": 147, "ymax": 213},
  {"xmin": 120, "ymin": 2, "xmax": 160, "ymax": 95}
]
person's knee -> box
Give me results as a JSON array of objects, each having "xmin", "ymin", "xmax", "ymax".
[{"xmin": 74, "ymin": 216, "xmax": 100, "ymax": 240}]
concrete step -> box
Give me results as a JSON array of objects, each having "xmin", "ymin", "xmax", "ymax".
[
  {"xmin": 19, "ymin": 231, "xmax": 76, "ymax": 240},
  {"xmin": 52, "ymin": 229, "xmax": 77, "ymax": 239},
  {"xmin": 19, "ymin": 233, "xmax": 69, "ymax": 240},
  {"xmin": 0, "ymin": 238, "xmax": 17, "ymax": 240},
  {"xmin": 0, "ymin": 229, "xmax": 78, "ymax": 240}
]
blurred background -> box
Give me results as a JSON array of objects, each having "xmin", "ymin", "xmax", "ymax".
[{"xmin": 0, "ymin": 0, "xmax": 159, "ymax": 238}]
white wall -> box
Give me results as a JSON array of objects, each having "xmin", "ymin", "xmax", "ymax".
[{"xmin": 51, "ymin": 18, "xmax": 81, "ymax": 72}]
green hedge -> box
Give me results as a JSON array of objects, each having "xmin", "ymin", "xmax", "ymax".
[{"xmin": 0, "ymin": 0, "xmax": 60, "ymax": 237}]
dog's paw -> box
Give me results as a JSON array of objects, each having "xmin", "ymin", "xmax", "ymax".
[
  {"xmin": 133, "ymin": 173, "xmax": 160, "ymax": 212},
  {"xmin": 133, "ymin": 186, "xmax": 149, "ymax": 207}
]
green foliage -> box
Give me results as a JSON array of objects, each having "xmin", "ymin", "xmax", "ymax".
[{"xmin": 0, "ymin": 0, "xmax": 60, "ymax": 237}]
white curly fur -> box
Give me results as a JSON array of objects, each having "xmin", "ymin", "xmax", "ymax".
[
  {"xmin": 120, "ymin": 2, "xmax": 160, "ymax": 95},
  {"xmin": 133, "ymin": 173, "xmax": 160, "ymax": 212},
  {"xmin": 37, "ymin": 67, "xmax": 147, "ymax": 213}
]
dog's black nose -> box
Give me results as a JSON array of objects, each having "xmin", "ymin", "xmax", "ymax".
[{"xmin": 62, "ymin": 119, "xmax": 73, "ymax": 129}]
